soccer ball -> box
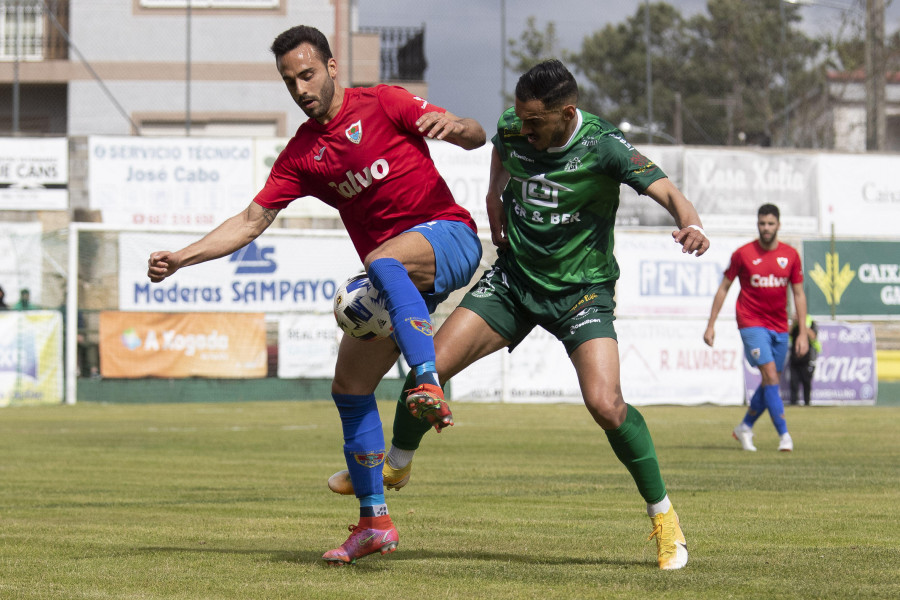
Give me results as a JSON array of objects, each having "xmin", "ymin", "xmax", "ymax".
[{"xmin": 333, "ymin": 273, "xmax": 393, "ymax": 340}]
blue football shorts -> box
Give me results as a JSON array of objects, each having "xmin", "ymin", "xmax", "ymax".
[
  {"xmin": 405, "ymin": 220, "xmax": 482, "ymax": 313},
  {"xmin": 739, "ymin": 326, "xmax": 789, "ymax": 372}
]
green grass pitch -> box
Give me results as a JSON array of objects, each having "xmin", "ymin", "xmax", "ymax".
[{"xmin": 1, "ymin": 400, "xmax": 897, "ymax": 599}]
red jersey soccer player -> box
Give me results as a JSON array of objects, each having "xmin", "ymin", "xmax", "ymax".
[
  {"xmin": 146, "ymin": 25, "xmax": 486, "ymax": 564},
  {"xmin": 704, "ymin": 204, "xmax": 808, "ymax": 452}
]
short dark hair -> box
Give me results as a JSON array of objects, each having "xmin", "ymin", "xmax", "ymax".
[
  {"xmin": 758, "ymin": 203, "xmax": 780, "ymax": 220},
  {"xmin": 515, "ymin": 59, "xmax": 578, "ymax": 109},
  {"xmin": 270, "ymin": 25, "xmax": 332, "ymax": 61}
]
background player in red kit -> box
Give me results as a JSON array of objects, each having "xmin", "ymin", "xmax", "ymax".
[
  {"xmin": 146, "ymin": 25, "xmax": 486, "ymax": 564},
  {"xmin": 703, "ymin": 204, "xmax": 808, "ymax": 452}
]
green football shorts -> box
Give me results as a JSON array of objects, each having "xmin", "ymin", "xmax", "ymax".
[{"xmin": 458, "ymin": 256, "xmax": 617, "ymax": 355}]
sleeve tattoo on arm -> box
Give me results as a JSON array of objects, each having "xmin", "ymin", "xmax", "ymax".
[{"xmin": 262, "ymin": 208, "xmax": 279, "ymax": 226}]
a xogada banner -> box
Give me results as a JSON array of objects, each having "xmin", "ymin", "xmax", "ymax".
[
  {"xmin": 742, "ymin": 321, "xmax": 877, "ymax": 406},
  {"xmin": 99, "ymin": 312, "xmax": 267, "ymax": 379},
  {"xmin": 0, "ymin": 311, "xmax": 63, "ymax": 407}
]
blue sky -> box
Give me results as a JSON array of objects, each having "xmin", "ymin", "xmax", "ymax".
[{"xmin": 357, "ymin": 0, "xmax": 899, "ymax": 130}]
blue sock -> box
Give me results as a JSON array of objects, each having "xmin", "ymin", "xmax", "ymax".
[
  {"xmin": 368, "ymin": 258, "xmax": 438, "ymax": 386},
  {"xmin": 743, "ymin": 386, "xmax": 765, "ymax": 427},
  {"xmin": 763, "ymin": 383, "xmax": 788, "ymax": 435},
  {"xmin": 332, "ymin": 393, "xmax": 385, "ymax": 499},
  {"xmin": 360, "ymin": 493, "xmax": 388, "ymax": 518}
]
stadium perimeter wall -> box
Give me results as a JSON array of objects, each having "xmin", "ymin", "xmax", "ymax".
[{"xmin": 4, "ymin": 137, "xmax": 900, "ymax": 408}]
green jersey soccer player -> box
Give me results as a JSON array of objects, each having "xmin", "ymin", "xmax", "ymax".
[{"xmin": 331, "ymin": 59, "xmax": 709, "ymax": 570}]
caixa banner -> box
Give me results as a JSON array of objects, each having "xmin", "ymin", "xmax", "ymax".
[
  {"xmin": 803, "ymin": 240, "xmax": 900, "ymax": 317},
  {"xmin": 744, "ymin": 321, "xmax": 877, "ymax": 406}
]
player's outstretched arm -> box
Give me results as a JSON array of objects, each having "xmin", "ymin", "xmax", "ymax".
[
  {"xmin": 645, "ymin": 178, "xmax": 709, "ymax": 256},
  {"xmin": 791, "ymin": 281, "xmax": 809, "ymax": 357},
  {"xmin": 147, "ymin": 201, "xmax": 279, "ymax": 283},
  {"xmin": 485, "ymin": 147, "xmax": 511, "ymax": 250},
  {"xmin": 703, "ymin": 277, "xmax": 732, "ymax": 347},
  {"xmin": 416, "ymin": 110, "xmax": 486, "ymax": 150}
]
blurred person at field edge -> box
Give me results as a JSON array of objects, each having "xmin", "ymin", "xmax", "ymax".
[
  {"xmin": 330, "ymin": 59, "xmax": 708, "ymax": 570},
  {"xmin": 145, "ymin": 25, "xmax": 486, "ymax": 565},
  {"xmin": 0, "ymin": 285, "xmax": 8, "ymax": 310},
  {"xmin": 704, "ymin": 204, "xmax": 807, "ymax": 452},
  {"xmin": 789, "ymin": 313, "xmax": 820, "ymax": 406},
  {"xmin": 13, "ymin": 288, "xmax": 33, "ymax": 310}
]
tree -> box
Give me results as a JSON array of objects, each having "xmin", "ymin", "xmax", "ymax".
[
  {"xmin": 526, "ymin": 1, "xmax": 828, "ymax": 147},
  {"xmin": 504, "ymin": 17, "xmax": 560, "ymax": 106}
]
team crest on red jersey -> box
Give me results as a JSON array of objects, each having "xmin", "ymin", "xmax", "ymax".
[
  {"xmin": 777, "ymin": 257, "xmax": 788, "ymax": 269},
  {"xmin": 353, "ymin": 451, "xmax": 385, "ymax": 468},
  {"xmin": 345, "ymin": 120, "xmax": 363, "ymax": 144}
]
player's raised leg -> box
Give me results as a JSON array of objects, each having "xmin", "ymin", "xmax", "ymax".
[
  {"xmin": 329, "ymin": 307, "xmax": 510, "ymax": 496},
  {"xmin": 323, "ymin": 335, "xmax": 400, "ymax": 564},
  {"xmin": 572, "ymin": 338, "xmax": 688, "ymax": 570}
]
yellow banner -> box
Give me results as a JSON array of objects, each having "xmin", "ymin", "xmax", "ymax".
[
  {"xmin": 100, "ymin": 312, "xmax": 267, "ymax": 378},
  {"xmin": 0, "ymin": 311, "xmax": 63, "ymax": 407}
]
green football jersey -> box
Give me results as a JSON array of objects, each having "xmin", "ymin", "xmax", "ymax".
[{"xmin": 492, "ymin": 107, "xmax": 666, "ymax": 293}]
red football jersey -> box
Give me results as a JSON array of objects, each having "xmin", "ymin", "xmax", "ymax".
[
  {"xmin": 723, "ymin": 240, "xmax": 803, "ymax": 333},
  {"xmin": 254, "ymin": 85, "xmax": 476, "ymax": 260}
]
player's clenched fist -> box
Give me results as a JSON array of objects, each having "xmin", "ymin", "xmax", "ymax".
[{"xmin": 147, "ymin": 250, "xmax": 181, "ymax": 283}]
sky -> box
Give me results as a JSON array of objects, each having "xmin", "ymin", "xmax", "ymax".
[{"xmin": 357, "ymin": 0, "xmax": 900, "ymax": 131}]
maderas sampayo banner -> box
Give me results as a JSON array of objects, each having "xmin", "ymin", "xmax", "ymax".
[
  {"xmin": 803, "ymin": 240, "xmax": 900, "ymax": 318},
  {"xmin": 99, "ymin": 312, "xmax": 267, "ymax": 378}
]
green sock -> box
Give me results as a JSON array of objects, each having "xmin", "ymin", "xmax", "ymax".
[
  {"xmin": 604, "ymin": 404, "xmax": 667, "ymax": 504},
  {"xmin": 390, "ymin": 370, "xmax": 432, "ymax": 451}
]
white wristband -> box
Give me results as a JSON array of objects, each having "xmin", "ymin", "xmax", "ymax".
[{"xmin": 687, "ymin": 224, "xmax": 706, "ymax": 237}]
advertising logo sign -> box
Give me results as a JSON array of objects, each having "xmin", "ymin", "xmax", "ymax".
[
  {"xmin": 119, "ymin": 232, "xmax": 360, "ymax": 313},
  {"xmin": 743, "ymin": 321, "xmax": 877, "ymax": 405},
  {"xmin": 804, "ymin": 241, "xmax": 900, "ymax": 317},
  {"xmin": 99, "ymin": 312, "xmax": 267, "ymax": 379}
]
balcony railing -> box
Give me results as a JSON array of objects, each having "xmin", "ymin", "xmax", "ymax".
[
  {"xmin": 0, "ymin": 0, "xmax": 68, "ymax": 62},
  {"xmin": 359, "ymin": 25, "xmax": 426, "ymax": 82}
]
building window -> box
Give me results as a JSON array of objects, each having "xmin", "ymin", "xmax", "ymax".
[{"xmin": 0, "ymin": 0, "xmax": 43, "ymax": 61}]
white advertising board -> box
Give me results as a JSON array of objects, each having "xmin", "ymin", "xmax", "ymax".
[
  {"xmin": 277, "ymin": 313, "xmax": 341, "ymax": 378},
  {"xmin": 682, "ymin": 148, "xmax": 818, "ymax": 234},
  {"xmin": 118, "ymin": 231, "xmax": 361, "ymax": 313},
  {"xmin": 88, "ymin": 136, "xmax": 255, "ymax": 228},
  {"xmin": 614, "ymin": 231, "xmax": 746, "ymax": 318},
  {"xmin": 451, "ymin": 318, "xmax": 744, "ymax": 406},
  {"xmin": 0, "ymin": 138, "xmax": 68, "ymax": 211},
  {"xmin": 818, "ymin": 153, "xmax": 900, "ymax": 237}
]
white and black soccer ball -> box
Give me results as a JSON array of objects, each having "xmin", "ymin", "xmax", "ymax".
[{"xmin": 333, "ymin": 273, "xmax": 393, "ymax": 340}]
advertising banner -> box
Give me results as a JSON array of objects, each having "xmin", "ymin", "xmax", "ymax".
[
  {"xmin": 617, "ymin": 144, "xmax": 685, "ymax": 226},
  {"xmin": 0, "ymin": 138, "xmax": 68, "ymax": 211},
  {"xmin": 818, "ymin": 154, "xmax": 900, "ymax": 237},
  {"xmin": 277, "ymin": 313, "xmax": 341, "ymax": 378},
  {"xmin": 803, "ymin": 240, "xmax": 900, "ymax": 317},
  {"xmin": 682, "ymin": 148, "xmax": 818, "ymax": 233},
  {"xmin": 88, "ymin": 136, "xmax": 255, "ymax": 228},
  {"xmin": 118, "ymin": 231, "xmax": 360, "ymax": 313},
  {"xmin": 451, "ymin": 318, "xmax": 744, "ymax": 406},
  {"xmin": 615, "ymin": 232, "xmax": 747, "ymax": 317},
  {"xmin": 276, "ymin": 313, "xmax": 409, "ymax": 379},
  {"xmin": 0, "ymin": 311, "xmax": 63, "ymax": 407},
  {"xmin": 742, "ymin": 321, "xmax": 877, "ymax": 405},
  {"xmin": 99, "ymin": 312, "xmax": 266, "ymax": 378}
]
